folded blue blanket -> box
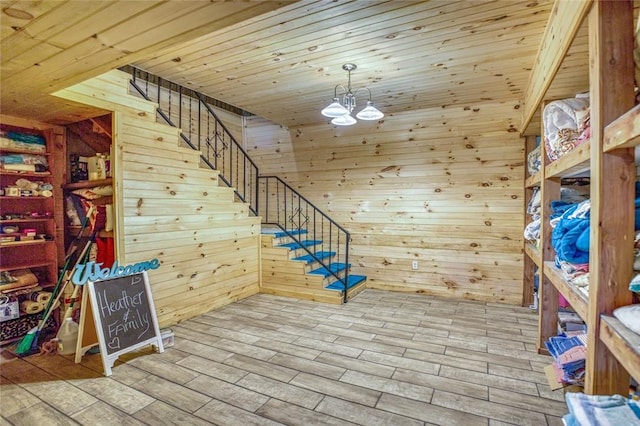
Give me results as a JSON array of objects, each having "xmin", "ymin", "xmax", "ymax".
[
  {"xmin": 552, "ymin": 202, "xmax": 590, "ymax": 264},
  {"xmin": 565, "ymin": 393, "xmax": 640, "ymax": 426}
]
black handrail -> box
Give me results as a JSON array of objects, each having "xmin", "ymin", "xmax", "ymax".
[
  {"xmin": 121, "ymin": 66, "xmax": 351, "ymax": 301},
  {"xmin": 125, "ymin": 66, "xmax": 259, "ymax": 215},
  {"xmin": 259, "ymin": 176, "xmax": 350, "ymax": 302}
]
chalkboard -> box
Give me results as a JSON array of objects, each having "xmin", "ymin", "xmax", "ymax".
[{"xmin": 86, "ymin": 271, "xmax": 163, "ymax": 376}]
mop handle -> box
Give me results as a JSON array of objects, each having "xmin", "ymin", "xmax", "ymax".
[{"xmin": 38, "ymin": 238, "xmax": 93, "ymax": 328}]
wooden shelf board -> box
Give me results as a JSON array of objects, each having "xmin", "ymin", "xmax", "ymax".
[
  {"xmin": 545, "ymin": 140, "xmax": 591, "ymax": 179},
  {"xmin": 0, "ymin": 196, "xmax": 54, "ymax": 201},
  {"xmin": 63, "ymin": 177, "xmax": 112, "ymax": 190},
  {"xmin": 524, "ymin": 243, "xmax": 541, "ymax": 266},
  {"xmin": 1, "ymin": 285, "xmax": 43, "ymax": 296},
  {"xmin": 0, "ymin": 218, "xmax": 54, "ymax": 224},
  {"xmin": 0, "ymin": 170, "xmax": 51, "ymax": 178},
  {"xmin": 543, "ymin": 261, "xmax": 588, "ymax": 320},
  {"xmin": 0, "ymin": 239, "xmax": 51, "ymax": 248},
  {"xmin": 0, "ymin": 259, "xmax": 56, "ymax": 272},
  {"xmin": 525, "ymin": 171, "xmax": 541, "ymax": 188},
  {"xmin": 603, "ymin": 104, "xmax": 640, "ymax": 152},
  {"xmin": 600, "ymin": 315, "xmax": 640, "ymax": 383},
  {"xmin": 0, "ymin": 148, "xmax": 49, "ymax": 156}
]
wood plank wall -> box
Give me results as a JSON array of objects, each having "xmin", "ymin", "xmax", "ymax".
[
  {"xmin": 56, "ymin": 70, "xmax": 261, "ymax": 327},
  {"xmin": 245, "ymin": 102, "xmax": 525, "ymax": 304}
]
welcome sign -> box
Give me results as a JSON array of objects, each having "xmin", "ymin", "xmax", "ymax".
[
  {"xmin": 72, "ymin": 259, "xmax": 160, "ymax": 285},
  {"xmin": 76, "ymin": 261, "xmax": 164, "ymax": 376}
]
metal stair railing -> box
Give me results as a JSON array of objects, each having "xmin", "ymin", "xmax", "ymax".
[
  {"xmin": 259, "ymin": 176, "xmax": 350, "ymax": 302},
  {"xmin": 125, "ymin": 65, "xmax": 259, "ymax": 215},
  {"xmin": 122, "ymin": 66, "xmax": 350, "ymax": 302}
]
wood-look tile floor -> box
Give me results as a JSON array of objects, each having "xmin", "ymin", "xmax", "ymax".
[{"xmin": 0, "ymin": 290, "xmax": 567, "ymax": 426}]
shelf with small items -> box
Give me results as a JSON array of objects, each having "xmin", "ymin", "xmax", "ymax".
[
  {"xmin": 0, "ymin": 196, "xmax": 53, "ymax": 201},
  {"xmin": 599, "ymin": 315, "xmax": 640, "ymax": 383},
  {"xmin": 0, "ymin": 148, "xmax": 50, "ymax": 157},
  {"xmin": 0, "ymin": 116, "xmax": 61, "ymax": 345},
  {"xmin": 0, "ymin": 238, "xmax": 54, "ymax": 247},
  {"xmin": 543, "ymin": 261, "xmax": 588, "ymax": 321},
  {"xmin": 0, "ymin": 171, "xmax": 51, "ymax": 179},
  {"xmin": 62, "ymin": 177, "xmax": 112, "ymax": 191},
  {"xmin": 0, "ymin": 218, "xmax": 54, "ymax": 225}
]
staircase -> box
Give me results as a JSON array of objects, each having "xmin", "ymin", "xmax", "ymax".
[
  {"xmin": 261, "ymin": 228, "xmax": 366, "ymax": 304},
  {"xmin": 125, "ymin": 66, "xmax": 366, "ymax": 303}
]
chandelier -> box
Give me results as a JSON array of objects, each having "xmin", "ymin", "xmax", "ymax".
[{"xmin": 321, "ymin": 63, "xmax": 384, "ymax": 126}]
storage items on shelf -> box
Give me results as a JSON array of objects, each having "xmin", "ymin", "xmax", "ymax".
[
  {"xmin": 0, "ymin": 129, "xmax": 46, "ymax": 153},
  {"xmin": 0, "ymin": 117, "xmax": 61, "ymax": 345},
  {"xmin": 528, "ymin": 145, "xmax": 542, "ymax": 176},
  {"xmin": 70, "ymin": 153, "xmax": 111, "ymax": 183},
  {"xmin": 63, "ymin": 180, "xmax": 114, "ymax": 257},
  {"xmin": 523, "ymin": 1, "xmax": 639, "ymax": 396},
  {"xmin": 524, "ymin": 186, "xmax": 541, "ymax": 247},
  {"xmin": 543, "ymin": 94, "xmax": 590, "ymax": 162},
  {"xmin": 613, "ymin": 305, "xmax": 640, "ymax": 336}
]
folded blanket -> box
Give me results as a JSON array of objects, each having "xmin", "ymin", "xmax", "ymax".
[
  {"xmin": 613, "ymin": 304, "xmax": 640, "ymax": 335},
  {"xmin": 565, "ymin": 393, "xmax": 640, "ymax": 426},
  {"xmin": 544, "ymin": 96, "xmax": 590, "ymax": 161},
  {"xmin": 552, "ymin": 200, "xmax": 591, "ymax": 264}
]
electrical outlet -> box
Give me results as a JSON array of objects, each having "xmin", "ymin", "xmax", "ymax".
[{"xmin": 412, "ymin": 261, "xmax": 418, "ymax": 270}]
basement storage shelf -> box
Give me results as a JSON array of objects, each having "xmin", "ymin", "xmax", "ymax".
[
  {"xmin": 522, "ymin": 1, "xmax": 639, "ymax": 395},
  {"xmin": 62, "ymin": 177, "xmax": 114, "ymax": 240},
  {"xmin": 597, "ymin": 104, "xmax": 640, "ymax": 385},
  {"xmin": 0, "ymin": 116, "xmax": 61, "ymax": 344}
]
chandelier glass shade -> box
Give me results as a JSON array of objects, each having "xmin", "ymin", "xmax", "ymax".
[{"xmin": 321, "ymin": 63, "xmax": 384, "ymax": 126}]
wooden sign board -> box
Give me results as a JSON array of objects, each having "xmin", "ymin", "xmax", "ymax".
[{"xmin": 84, "ymin": 271, "xmax": 163, "ymax": 376}]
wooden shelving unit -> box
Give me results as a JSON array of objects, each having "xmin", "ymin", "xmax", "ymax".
[
  {"xmin": 0, "ymin": 115, "xmax": 64, "ymax": 344},
  {"xmin": 599, "ymin": 315, "xmax": 640, "ymax": 383},
  {"xmin": 524, "ymin": 0, "xmax": 638, "ymax": 395},
  {"xmin": 543, "ymin": 261, "xmax": 588, "ymax": 321}
]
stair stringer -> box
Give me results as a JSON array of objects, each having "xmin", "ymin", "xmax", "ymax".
[
  {"xmin": 55, "ymin": 70, "xmax": 262, "ymax": 327},
  {"xmin": 260, "ymin": 233, "xmax": 366, "ymax": 304}
]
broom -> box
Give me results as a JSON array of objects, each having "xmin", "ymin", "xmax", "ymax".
[
  {"xmin": 15, "ymin": 236, "xmax": 94, "ymax": 355},
  {"xmin": 15, "ymin": 207, "xmax": 95, "ymax": 356},
  {"xmin": 59, "ymin": 231, "xmax": 97, "ymax": 323}
]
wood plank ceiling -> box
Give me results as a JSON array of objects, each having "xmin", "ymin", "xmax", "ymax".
[
  {"xmin": 1, "ymin": 0, "xmax": 595, "ymax": 133},
  {"xmin": 0, "ymin": 0, "xmax": 294, "ymax": 124}
]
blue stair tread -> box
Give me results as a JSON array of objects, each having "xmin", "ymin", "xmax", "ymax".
[
  {"xmin": 308, "ymin": 262, "xmax": 347, "ymax": 277},
  {"xmin": 325, "ymin": 275, "xmax": 367, "ymax": 291},
  {"xmin": 277, "ymin": 240, "xmax": 322, "ymax": 250},
  {"xmin": 272, "ymin": 229, "xmax": 308, "ymax": 238},
  {"xmin": 293, "ymin": 251, "xmax": 335, "ymax": 263}
]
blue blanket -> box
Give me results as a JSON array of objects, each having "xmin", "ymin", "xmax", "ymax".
[{"xmin": 564, "ymin": 393, "xmax": 640, "ymax": 426}]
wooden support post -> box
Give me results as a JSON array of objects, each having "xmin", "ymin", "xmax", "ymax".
[
  {"xmin": 523, "ymin": 135, "xmax": 538, "ymax": 307},
  {"xmin": 585, "ymin": 0, "xmax": 635, "ymax": 395}
]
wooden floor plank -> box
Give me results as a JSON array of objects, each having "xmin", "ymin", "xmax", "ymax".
[{"xmin": 0, "ymin": 290, "xmax": 565, "ymax": 425}]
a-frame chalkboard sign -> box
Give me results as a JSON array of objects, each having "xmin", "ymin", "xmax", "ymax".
[{"xmin": 83, "ymin": 271, "xmax": 164, "ymax": 376}]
